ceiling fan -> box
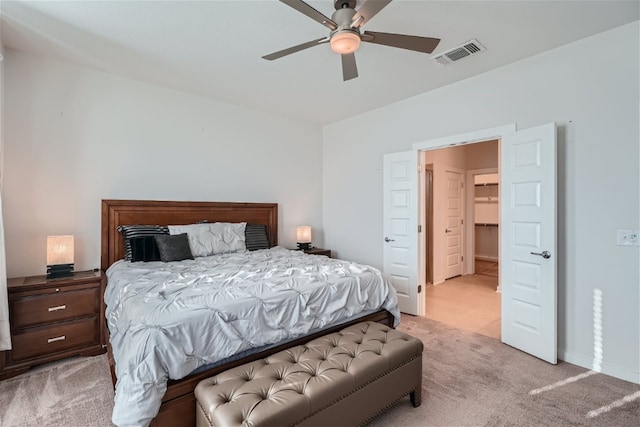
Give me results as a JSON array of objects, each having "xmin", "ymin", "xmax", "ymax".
[{"xmin": 262, "ymin": 0, "xmax": 441, "ymax": 81}]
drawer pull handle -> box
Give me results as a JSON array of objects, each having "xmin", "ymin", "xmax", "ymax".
[
  {"xmin": 47, "ymin": 335, "xmax": 66, "ymax": 344},
  {"xmin": 48, "ymin": 305, "xmax": 67, "ymax": 312}
]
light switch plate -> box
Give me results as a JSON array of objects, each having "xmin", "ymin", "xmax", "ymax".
[{"xmin": 617, "ymin": 229, "xmax": 639, "ymax": 246}]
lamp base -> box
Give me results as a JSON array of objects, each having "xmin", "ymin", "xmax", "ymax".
[
  {"xmin": 47, "ymin": 264, "xmax": 74, "ymax": 279},
  {"xmin": 297, "ymin": 243, "xmax": 312, "ymax": 250}
]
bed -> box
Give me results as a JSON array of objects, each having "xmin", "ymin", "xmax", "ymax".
[{"xmin": 101, "ymin": 199, "xmax": 399, "ymax": 427}]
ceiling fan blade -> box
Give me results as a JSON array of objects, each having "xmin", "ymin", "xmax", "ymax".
[
  {"xmin": 341, "ymin": 53, "xmax": 358, "ymax": 81},
  {"xmin": 280, "ymin": 0, "xmax": 337, "ymax": 30},
  {"xmin": 362, "ymin": 31, "xmax": 441, "ymax": 53},
  {"xmin": 262, "ymin": 37, "xmax": 329, "ymax": 61},
  {"xmin": 352, "ymin": 0, "xmax": 392, "ymax": 27}
]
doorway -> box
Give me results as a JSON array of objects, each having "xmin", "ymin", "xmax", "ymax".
[
  {"xmin": 385, "ymin": 122, "xmax": 557, "ymax": 362},
  {"xmin": 421, "ymin": 140, "xmax": 501, "ymax": 339}
]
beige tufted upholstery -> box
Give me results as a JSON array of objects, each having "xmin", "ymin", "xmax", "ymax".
[{"xmin": 195, "ymin": 321, "xmax": 423, "ymax": 427}]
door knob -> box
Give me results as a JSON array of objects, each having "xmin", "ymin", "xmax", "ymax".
[
  {"xmin": 445, "ymin": 229, "xmax": 451, "ymax": 233},
  {"xmin": 384, "ymin": 237, "xmax": 395, "ymax": 242},
  {"xmin": 530, "ymin": 250, "xmax": 551, "ymax": 259}
]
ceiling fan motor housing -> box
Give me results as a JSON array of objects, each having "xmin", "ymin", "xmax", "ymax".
[
  {"xmin": 330, "ymin": 8, "xmax": 361, "ymax": 54},
  {"xmin": 331, "ymin": 7, "xmax": 358, "ymax": 30}
]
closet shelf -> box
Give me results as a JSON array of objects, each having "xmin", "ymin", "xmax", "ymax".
[{"xmin": 474, "ymin": 196, "xmax": 499, "ymax": 202}]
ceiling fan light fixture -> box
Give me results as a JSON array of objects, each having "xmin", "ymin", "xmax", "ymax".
[
  {"xmin": 330, "ymin": 31, "xmax": 361, "ymax": 54},
  {"xmin": 263, "ymin": 0, "xmax": 441, "ymax": 80}
]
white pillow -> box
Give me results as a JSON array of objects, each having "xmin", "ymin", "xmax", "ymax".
[{"xmin": 168, "ymin": 222, "xmax": 246, "ymax": 257}]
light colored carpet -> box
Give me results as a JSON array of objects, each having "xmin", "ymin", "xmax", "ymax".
[
  {"xmin": 1, "ymin": 316, "xmax": 638, "ymax": 426},
  {"xmin": 0, "ymin": 352, "xmax": 114, "ymax": 426},
  {"xmin": 373, "ymin": 315, "xmax": 640, "ymax": 426}
]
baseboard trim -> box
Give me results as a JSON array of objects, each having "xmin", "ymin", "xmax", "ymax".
[{"xmin": 558, "ymin": 349, "xmax": 640, "ymax": 384}]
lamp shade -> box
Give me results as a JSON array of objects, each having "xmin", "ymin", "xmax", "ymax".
[
  {"xmin": 46, "ymin": 235, "xmax": 74, "ymax": 265},
  {"xmin": 296, "ymin": 226, "xmax": 312, "ymax": 244},
  {"xmin": 330, "ymin": 31, "xmax": 361, "ymax": 54}
]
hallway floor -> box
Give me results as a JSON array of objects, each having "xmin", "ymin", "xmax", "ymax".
[{"xmin": 423, "ymin": 268, "xmax": 501, "ymax": 340}]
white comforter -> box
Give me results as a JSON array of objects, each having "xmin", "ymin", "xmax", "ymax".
[{"xmin": 105, "ymin": 246, "xmax": 399, "ymax": 427}]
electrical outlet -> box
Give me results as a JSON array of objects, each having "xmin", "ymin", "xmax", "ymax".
[{"xmin": 617, "ymin": 229, "xmax": 640, "ymax": 246}]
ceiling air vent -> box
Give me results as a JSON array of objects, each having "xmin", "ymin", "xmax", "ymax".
[{"xmin": 433, "ymin": 39, "xmax": 486, "ymax": 66}]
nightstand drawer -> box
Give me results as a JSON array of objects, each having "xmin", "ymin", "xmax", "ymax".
[
  {"xmin": 10, "ymin": 317, "xmax": 100, "ymax": 362},
  {"xmin": 10, "ymin": 287, "xmax": 100, "ymax": 329}
]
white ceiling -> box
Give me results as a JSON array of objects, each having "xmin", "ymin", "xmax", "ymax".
[{"xmin": 1, "ymin": 1, "xmax": 638, "ymax": 125}]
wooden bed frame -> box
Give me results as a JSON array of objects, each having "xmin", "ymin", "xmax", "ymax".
[{"xmin": 101, "ymin": 199, "xmax": 395, "ymax": 427}]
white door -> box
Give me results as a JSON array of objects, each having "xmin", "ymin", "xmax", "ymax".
[
  {"xmin": 501, "ymin": 123, "xmax": 557, "ymax": 364},
  {"xmin": 383, "ymin": 151, "xmax": 419, "ymax": 315},
  {"xmin": 445, "ymin": 170, "xmax": 463, "ymax": 279}
]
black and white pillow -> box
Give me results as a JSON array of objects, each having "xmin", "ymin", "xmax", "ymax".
[
  {"xmin": 117, "ymin": 225, "xmax": 169, "ymax": 261},
  {"xmin": 245, "ymin": 223, "xmax": 270, "ymax": 251},
  {"xmin": 129, "ymin": 236, "xmax": 162, "ymax": 262}
]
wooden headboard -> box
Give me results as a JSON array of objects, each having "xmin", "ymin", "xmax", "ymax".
[{"xmin": 101, "ymin": 200, "xmax": 278, "ymax": 271}]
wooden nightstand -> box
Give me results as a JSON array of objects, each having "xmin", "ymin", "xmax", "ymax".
[
  {"xmin": 302, "ymin": 247, "xmax": 332, "ymax": 258},
  {"xmin": 0, "ymin": 270, "xmax": 106, "ymax": 380}
]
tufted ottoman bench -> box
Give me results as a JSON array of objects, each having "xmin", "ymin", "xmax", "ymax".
[{"xmin": 194, "ymin": 321, "xmax": 423, "ymax": 427}]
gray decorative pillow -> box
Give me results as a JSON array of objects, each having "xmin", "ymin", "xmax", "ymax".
[
  {"xmin": 245, "ymin": 223, "xmax": 270, "ymax": 251},
  {"xmin": 154, "ymin": 233, "xmax": 194, "ymax": 262}
]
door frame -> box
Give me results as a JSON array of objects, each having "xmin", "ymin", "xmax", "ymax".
[
  {"xmin": 423, "ymin": 168, "xmax": 433, "ymax": 285},
  {"xmin": 412, "ymin": 124, "xmax": 516, "ymax": 316}
]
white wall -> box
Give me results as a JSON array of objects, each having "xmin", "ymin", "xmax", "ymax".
[
  {"xmin": 323, "ymin": 22, "xmax": 640, "ymax": 383},
  {"xmin": 3, "ymin": 49, "xmax": 324, "ymax": 277}
]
